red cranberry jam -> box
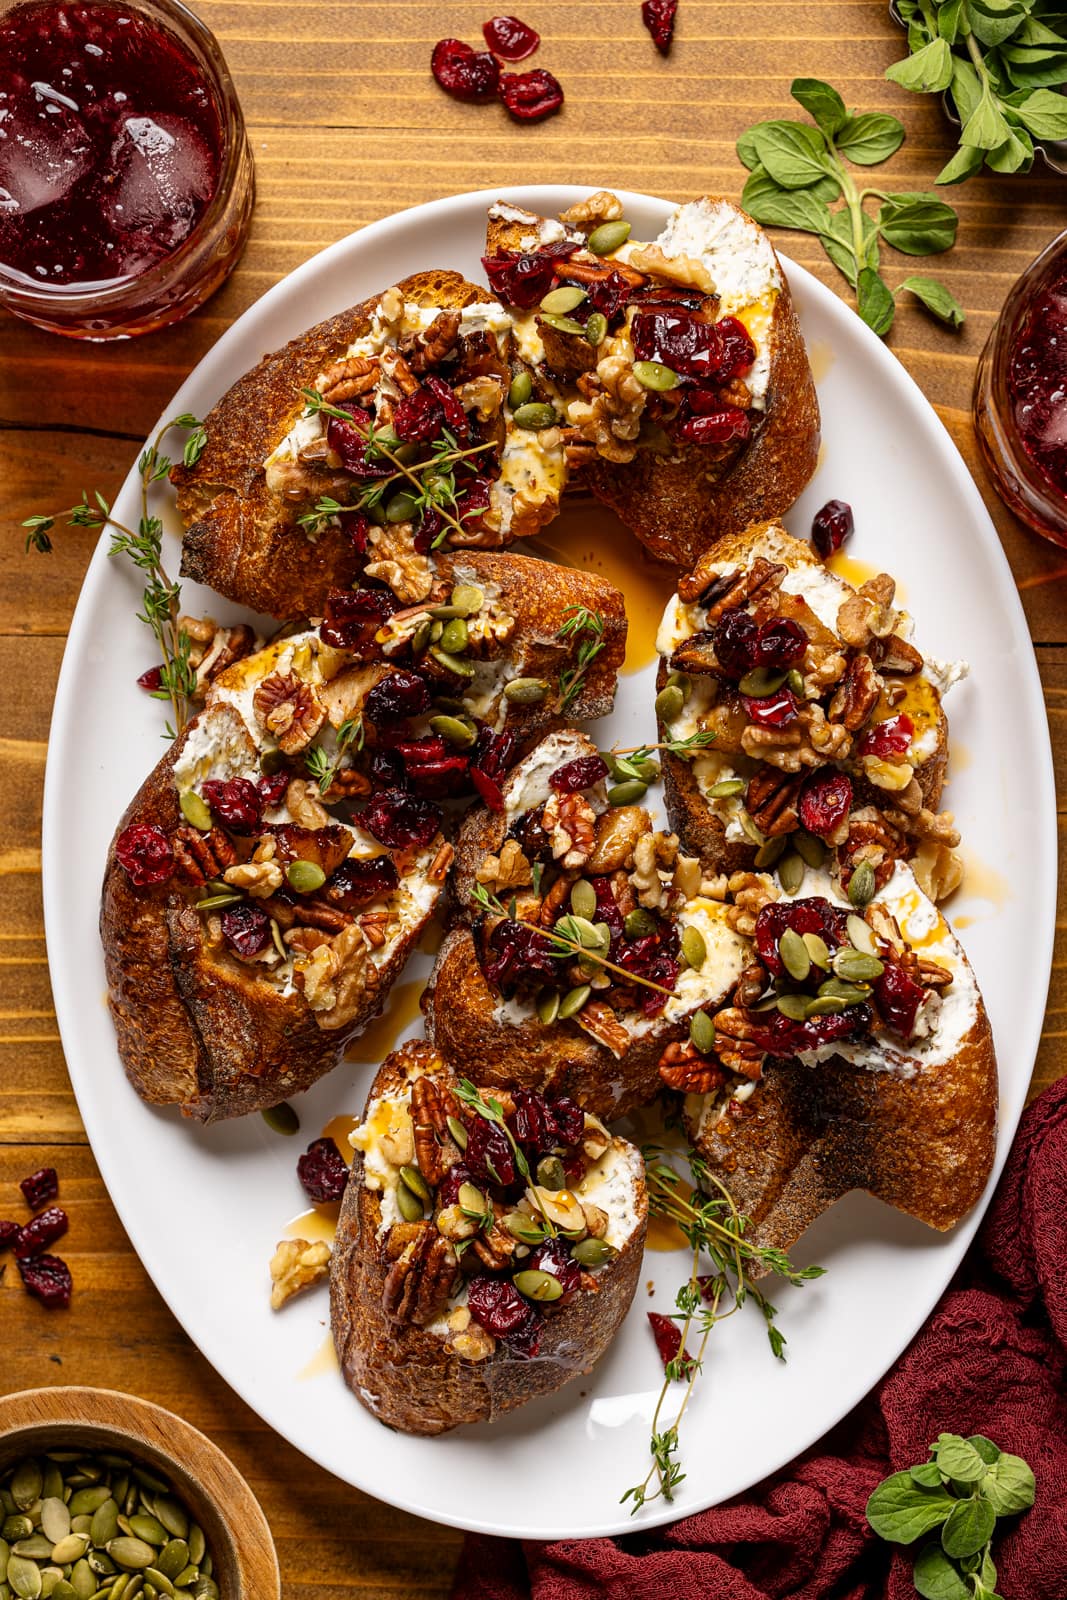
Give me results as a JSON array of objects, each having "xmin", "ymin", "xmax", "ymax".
[{"xmin": 1007, "ymin": 266, "xmax": 1067, "ymax": 499}]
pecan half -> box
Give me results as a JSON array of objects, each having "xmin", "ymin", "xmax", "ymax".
[
  {"xmin": 253, "ymin": 673, "xmax": 326, "ymax": 754},
  {"xmin": 828, "ymin": 653, "xmax": 881, "ymax": 732},
  {"xmin": 745, "ymin": 767, "xmax": 803, "ymax": 837},
  {"xmin": 658, "ymin": 1040, "xmax": 726, "ymax": 1094},
  {"xmin": 703, "ymin": 558, "xmax": 786, "ymax": 620},
  {"xmin": 574, "ymin": 998, "xmax": 631, "ymax": 1059},
  {"xmin": 872, "ymin": 633, "xmax": 924, "ymax": 676},
  {"xmin": 172, "ymin": 824, "xmax": 237, "ymax": 883},
  {"xmin": 319, "ymin": 356, "xmax": 379, "ymax": 405},
  {"xmin": 407, "ymin": 310, "xmax": 460, "ymax": 373},
  {"xmin": 710, "ymin": 1009, "xmax": 765, "ymax": 1080},
  {"xmin": 382, "ymin": 1224, "xmax": 458, "ymax": 1327},
  {"xmin": 410, "ymin": 1076, "xmax": 462, "ymax": 1189}
]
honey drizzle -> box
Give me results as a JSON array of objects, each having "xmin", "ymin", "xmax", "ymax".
[
  {"xmin": 297, "ymin": 1333, "xmax": 340, "ymax": 1381},
  {"xmin": 343, "ymin": 978, "xmax": 424, "ymax": 1064}
]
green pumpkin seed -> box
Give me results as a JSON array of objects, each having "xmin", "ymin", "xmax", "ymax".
[
  {"xmin": 754, "ymin": 836, "xmax": 786, "ymax": 870},
  {"xmin": 607, "ymin": 779, "xmax": 648, "ymax": 805},
  {"xmin": 10, "ymin": 1466, "xmax": 41, "ymax": 1516},
  {"xmin": 848, "ymin": 861, "xmax": 876, "ymax": 907},
  {"xmin": 178, "ymin": 791, "xmax": 212, "ymax": 832},
  {"xmin": 504, "ymin": 1210, "xmax": 545, "ymax": 1245},
  {"xmin": 107, "ymin": 1542, "xmax": 154, "ymax": 1574},
  {"xmin": 586, "ymin": 220, "xmax": 631, "ymax": 255},
  {"xmin": 69, "ymin": 1561, "xmax": 96, "ymax": 1599},
  {"xmin": 71, "ymin": 1516, "xmax": 93, "ymax": 1537},
  {"xmin": 91, "ymin": 1501, "xmax": 120, "ymax": 1553},
  {"xmin": 666, "ymin": 669, "xmax": 691, "ymax": 695},
  {"xmin": 507, "ymin": 370, "xmax": 533, "ymax": 409},
  {"xmin": 689, "ymin": 1009, "xmax": 716, "ymax": 1054},
  {"xmin": 173, "ymin": 1570, "xmax": 198, "ymax": 1589},
  {"xmin": 540, "ymin": 285, "xmax": 587, "ymax": 314},
  {"xmin": 503, "ymin": 677, "xmax": 549, "ymax": 705},
  {"xmin": 12, "ymin": 1539, "xmax": 53, "ymax": 1561},
  {"xmin": 428, "ymin": 714, "xmax": 477, "ymax": 749},
  {"xmin": 513, "ymin": 1268, "xmax": 564, "ymax": 1302},
  {"xmin": 1, "ymin": 1526, "xmax": 31, "ymax": 1548},
  {"xmin": 143, "ymin": 1575, "xmax": 174, "ymax": 1600},
  {"xmin": 428, "ymin": 647, "xmax": 476, "ymax": 679},
  {"xmin": 571, "ymin": 1237, "xmax": 618, "ymax": 1267},
  {"xmin": 184, "ymin": 1531, "xmax": 204, "ymax": 1572},
  {"xmin": 458, "ymin": 1183, "xmax": 487, "ymax": 1217},
  {"xmin": 449, "ymin": 584, "xmax": 484, "ymax": 617},
  {"xmin": 258, "ymin": 751, "xmax": 284, "ymax": 778},
  {"xmin": 832, "ymin": 948, "xmax": 884, "ymax": 983},
  {"xmin": 776, "ymin": 993, "xmax": 812, "ymax": 1022},
  {"xmin": 806, "ymin": 995, "xmax": 848, "ymax": 1016},
  {"xmin": 446, "ymin": 1115, "xmax": 468, "ymax": 1150},
  {"xmin": 817, "ymin": 976, "xmax": 870, "ymax": 1005},
  {"xmin": 779, "ymin": 927, "xmax": 811, "ymax": 982},
  {"xmin": 846, "ymin": 913, "xmax": 877, "ymax": 955},
  {"xmin": 40, "ymin": 1503, "xmax": 70, "ymax": 1548},
  {"xmin": 536, "ymin": 1156, "xmax": 566, "ymax": 1191},
  {"xmin": 536, "ymin": 989, "xmax": 561, "ymax": 1026},
  {"xmin": 127, "ymin": 1519, "xmax": 164, "ymax": 1551},
  {"xmin": 738, "ymin": 810, "xmax": 766, "ymax": 847},
  {"xmin": 285, "ymin": 859, "xmax": 326, "ymax": 894},
  {"xmin": 53, "ymin": 1538, "xmax": 90, "ymax": 1567},
  {"xmin": 778, "ymin": 852, "xmax": 805, "ymax": 896},
  {"xmin": 399, "ymin": 1165, "xmax": 432, "ymax": 1204},
  {"xmin": 40, "ymin": 1467, "xmax": 63, "ymax": 1506},
  {"xmin": 681, "ymin": 925, "xmax": 707, "ymax": 971},
  {"xmin": 427, "ymin": 603, "xmax": 463, "ymax": 620},
  {"xmin": 395, "ymin": 1183, "xmax": 423, "ymax": 1223},
  {"xmin": 793, "ymin": 830, "xmax": 826, "ymax": 868},
  {"xmin": 738, "ymin": 667, "xmax": 787, "ymax": 697},
  {"xmin": 259, "ymin": 1103, "xmax": 299, "ymax": 1137},
  {"xmin": 654, "ymin": 684, "xmax": 684, "ymax": 723},
  {"xmin": 51, "ymin": 1585, "xmax": 77, "ymax": 1600},
  {"xmin": 624, "ymin": 908, "xmax": 657, "ymax": 939},
  {"xmin": 708, "ymin": 777, "xmax": 745, "ymax": 798},
  {"xmin": 411, "ymin": 617, "xmax": 433, "ymax": 656},
  {"xmin": 559, "ymin": 984, "xmax": 591, "ymax": 1020},
  {"xmin": 585, "ymin": 311, "xmax": 607, "ymax": 347},
  {"xmin": 511, "ymin": 402, "xmax": 557, "ymax": 430},
  {"xmin": 0, "ymin": 1539, "xmax": 8, "ymax": 1582},
  {"xmin": 438, "ymin": 618, "xmax": 469, "ymax": 656},
  {"xmin": 384, "ymin": 490, "xmax": 419, "ymax": 524},
  {"xmin": 632, "ymin": 360, "xmax": 680, "ymax": 392},
  {"xmin": 189, "ymin": 1578, "xmax": 217, "ymax": 1599},
  {"xmin": 86, "ymin": 1554, "xmax": 115, "ymax": 1578},
  {"xmin": 7, "ymin": 1556, "xmax": 41, "ymax": 1600},
  {"xmin": 194, "ymin": 892, "xmax": 242, "ymax": 912},
  {"xmin": 801, "ymin": 933, "xmax": 830, "ymax": 970},
  {"xmin": 540, "ymin": 311, "xmax": 586, "ymax": 337},
  {"xmin": 569, "ymin": 880, "xmax": 597, "ymax": 921}
]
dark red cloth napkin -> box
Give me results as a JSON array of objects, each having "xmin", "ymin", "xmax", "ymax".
[{"xmin": 453, "ymin": 1078, "xmax": 1067, "ymax": 1600}]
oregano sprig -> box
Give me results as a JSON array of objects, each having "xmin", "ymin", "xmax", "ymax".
[
  {"xmin": 737, "ymin": 78, "xmax": 965, "ymax": 336},
  {"xmin": 866, "ymin": 1432, "xmax": 1035, "ymax": 1598}
]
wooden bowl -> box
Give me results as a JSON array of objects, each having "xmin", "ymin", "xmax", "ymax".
[{"xmin": 0, "ymin": 1386, "xmax": 280, "ymax": 1598}]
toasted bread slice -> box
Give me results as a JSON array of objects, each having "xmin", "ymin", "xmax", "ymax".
[
  {"xmin": 425, "ymin": 730, "xmax": 751, "ymax": 1117},
  {"xmin": 331, "ymin": 1041, "xmax": 648, "ymax": 1435},
  {"xmin": 681, "ymin": 862, "xmax": 997, "ymax": 1252},
  {"xmin": 483, "ymin": 195, "xmax": 820, "ymax": 568},
  {"xmin": 172, "ymin": 271, "xmax": 570, "ymax": 618},
  {"xmin": 655, "ymin": 521, "xmax": 963, "ymax": 900}
]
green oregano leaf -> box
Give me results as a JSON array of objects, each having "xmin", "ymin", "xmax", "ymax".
[
  {"xmin": 857, "ymin": 268, "xmax": 895, "ymax": 335},
  {"xmin": 941, "ymin": 1496, "xmax": 996, "ymax": 1559},
  {"xmin": 934, "ymin": 1434, "xmax": 988, "ymax": 1484},
  {"xmin": 984, "ymin": 124, "xmax": 1034, "ymax": 173},
  {"xmin": 740, "ymin": 169, "xmax": 835, "ymax": 233},
  {"xmin": 736, "ymin": 119, "xmax": 825, "ymax": 172},
  {"xmin": 750, "ymin": 122, "xmax": 834, "ymax": 189},
  {"xmin": 911, "ymin": 1460, "xmax": 945, "ymax": 1488},
  {"xmin": 886, "ymin": 36, "xmax": 955, "ymax": 92},
  {"xmin": 968, "ymin": 1436, "xmax": 1002, "ymax": 1466},
  {"xmin": 936, "ymin": 142, "xmax": 986, "ymax": 184},
  {"xmin": 979, "ymin": 1452, "xmax": 1036, "ymax": 1515},
  {"xmin": 878, "ymin": 193, "xmax": 959, "ymax": 254},
  {"xmin": 913, "ymin": 1543, "xmax": 972, "ymax": 1600},
  {"xmin": 960, "ymin": 82, "xmax": 1013, "ymax": 148},
  {"xmin": 938, "ymin": 0, "xmax": 965, "ymax": 45},
  {"xmin": 865, "ymin": 1472, "xmax": 956, "ymax": 1543},
  {"xmin": 1013, "ymin": 86, "xmax": 1067, "ymax": 138},
  {"xmin": 834, "ymin": 111, "xmax": 906, "ymax": 163},
  {"xmin": 790, "ymin": 77, "xmax": 848, "ymax": 135}
]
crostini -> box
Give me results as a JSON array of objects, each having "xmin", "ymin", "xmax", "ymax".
[
  {"xmin": 172, "ymin": 270, "xmax": 572, "ymax": 617},
  {"xmin": 424, "ymin": 730, "xmax": 752, "ymax": 1117},
  {"xmin": 670, "ymin": 861, "xmax": 997, "ymax": 1252},
  {"xmin": 482, "ymin": 191, "xmax": 820, "ymax": 568},
  {"xmin": 655, "ymin": 520, "xmax": 965, "ymax": 903},
  {"xmin": 331, "ymin": 1041, "xmax": 648, "ymax": 1434}
]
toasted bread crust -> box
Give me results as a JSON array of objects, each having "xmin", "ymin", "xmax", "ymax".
[{"xmin": 330, "ymin": 1043, "xmax": 648, "ymax": 1434}]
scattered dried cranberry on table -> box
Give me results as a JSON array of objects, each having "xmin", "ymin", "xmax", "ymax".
[
  {"xmin": 14, "ymin": 1205, "xmax": 69, "ymax": 1259},
  {"xmin": 641, "ymin": 0, "xmax": 678, "ymax": 53},
  {"xmin": 20, "ymin": 1166, "xmax": 59, "ymax": 1208},
  {"xmin": 431, "ymin": 36, "xmax": 501, "ymax": 101},
  {"xmin": 0, "ymin": 1219, "xmax": 19, "ymax": 1251},
  {"xmin": 498, "ymin": 68, "xmax": 564, "ymax": 121},
  {"xmin": 811, "ymin": 498, "xmax": 854, "ymax": 560},
  {"xmin": 482, "ymin": 14, "xmax": 540, "ymax": 60},
  {"xmin": 297, "ymin": 1137, "xmax": 350, "ymax": 1204},
  {"xmin": 18, "ymin": 1253, "xmax": 73, "ymax": 1310}
]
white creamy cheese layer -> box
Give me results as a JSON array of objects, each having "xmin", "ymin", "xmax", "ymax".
[
  {"xmin": 576, "ymin": 1140, "xmax": 645, "ymax": 1249},
  {"xmin": 503, "ymin": 734, "xmax": 608, "ymax": 821}
]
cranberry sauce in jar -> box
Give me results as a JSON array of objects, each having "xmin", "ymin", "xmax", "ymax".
[
  {"xmin": 0, "ymin": 1, "xmax": 222, "ymax": 288},
  {"xmin": 1006, "ymin": 268, "xmax": 1067, "ymax": 499}
]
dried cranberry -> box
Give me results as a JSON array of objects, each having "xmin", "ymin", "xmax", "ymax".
[
  {"xmin": 754, "ymin": 618, "xmax": 806, "ymax": 671},
  {"xmin": 748, "ymin": 1004, "xmax": 872, "ymax": 1055},
  {"xmin": 325, "ymin": 405, "xmax": 393, "ymax": 479},
  {"xmin": 483, "ymin": 14, "xmax": 540, "ymax": 59},
  {"xmin": 549, "ymin": 754, "xmax": 608, "ymax": 793},
  {"xmin": 297, "ymin": 1137, "xmax": 349, "ymax": 1204},
  {"xmin": 220, "ymin": 903, "xmax": 272, "ymax": 959},
  {"xmin": 325, "ymin": 855, "xmax": 399, "ymax": 910},
  {"xmin": 648, "ymin": 1311, "xmax": 694, "ymax": 1374},
  {"xmin": 201, "ymin": 777, "xmax": 262, "ymax": 834},
  {"xmin": 498, "ymin": 68, "xmax": 564, "ymax": 121},
  {"xmin": 713, "ymin": 608, "xmax": 761, "ymax": 675},
  {"xmin": 525, "ymin": 1237, "xmax": 582, "ymax": 1302},
  {"xmin": 509, "ymin": 1089, "xmax": 557, "ymax": 1157},
  {"xmin": 20, "ymin": 1167, "xmax": 58, "ymax": 1208},
  {"xmin": 481, "ymin": 241, "xmax": 579, "ymax": 308},
  {"xmin": 470, "ymin": 766, "xmax": 505, "ymax": 812},
  {"xmin": 617, "ymin": 932, "xmax": 679, "ymax": 1019},
  {"xmin": 438, "ymin": 1163, "xmax": 474, "ymax": 1208},
  {"xmin": 632, "ymin": 311, "xmax": 721, "ymax": 380},
  {"xmin": 365, "ymin": 670, "xmax": 432, "ymax": 724},
  {"xmin": 362, "ymin": 789, "xmax": 442, "ymax": 848},
  {"xmin": 473, "ymin": 728, "xmax": 517, "ymax": 777},
  {"xmin": 741, "ymin": 686, "xmax": 799, "ymax": 728},
  {"xmin": 137, "ymin": 664, "xmax": 163, "ymax": 692},
  {"xmin": 424, "ymin": 374, "xmax": 471, "ymax": 442},
  {"xmin": 712, "ymin": 316, "xmax": 758, "ymax": 381},
  {"xmin": 641, "ymin": 0, "xmax": 678, "ymax": 53},
  {"xmin": 0, "ymin": 1220, "xmax": 21, "ymax": 1252},
  {"xmin": 115, "ymin": 823, "xmax": 174, "ymax": 887},
  {"xmin": 875, "ymin": 962, "xmax": 927, "ymax": 1040},
  {"xmin": 592, "ymin": 877, "xmax": 625, "ymax": 943},
  {"xmin": 339, "ymin": 508, "xmax": 371, "ymax": 552},
  {"xmin": 14, "ymin": 1205, "xmax": 68, "ymax": 1259},
  {"xmin": 467, "ymin": 1275, "xmax": 541, "ymax": 1356},
  {"xmin": 581, "ymin": 268, "xmax": 633, "ymax": 322},
  {"xmin": 319, "ymin": 587, "xmax": 398, "ymax": 652},
  {"xmin": 431, "ymin": 36, "xmax": 501, "ymax": 102},
  {"xmin": 392, "ymin": 386, "xmax": 446, "ymax": 443},
  {"xmin": 675, "ymin": 406, "xmax": 751, "ymax": 445},
  {"xmin": 548, "ymin": 1094, "xmax": 584, "ymax": 1146},
  {"xmin": 258, "ymin": 770, "xmax": 291, "ymax": 810},
  {"xmin": 18, "ymin": 1253, "xmax": 72, "ymax": 1310},
  {"xmin": 798, "ymin": 769, "xmax": 853, "ymax": 841},
  {"xmin": 811, "ymin": 499, "xmax": 854, "ymax": 561},
  {"xmin": 858, "ymin": 714, "xmax": 914, "ymax": 759},
  {"xmin": 405, "ymin": 753, "xmax": 471, "ymax": 800},
  {"xmin": 755, "ymin": 898, "xmax": 848, "ymax": 979},
  {"xmin": 413, "ymin": 504, "xmax": 442, "ymax": 554},
  {"xmin": 465, "ymin": 1116, "xmax": 517, "ymax": 1186},
  {"xmin": 483, "ymin": 918, "xmax": 558, "ymax": 992}
]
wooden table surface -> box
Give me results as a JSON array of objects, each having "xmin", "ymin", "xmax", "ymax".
[{"xmin": 2, "ymin": 2, "xmax": 1065, "ymax": 1594}]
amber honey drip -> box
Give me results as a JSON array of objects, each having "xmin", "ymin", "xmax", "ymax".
[
  {"xmin": 285, "ymin": 1204, "xmax": 339, "ymax": 1244},
  {"xmin": 297, "ymin": 1334, "xmax": 340, "ymax": 1381},
  {"xmin": 322, "ymin": 1113, "xmax": 361, "ymax": 1163},
  {"xmin": 645, "ymin": 1212, "xmax": 690, "ymax": 1253},
  {"xmin": 808, "ymin": 340, "xmax": 835, "ymax": 384},
  {"xmin": 959, "ymin": 849, "xmax": 1011, "ymax": 909},
  {"xmin": 529, "ymin": 498, "xmax": 677, "ymax": 674},
  {"xmin": 344, "ymin": 978, "xmax": 424, "ymax": 1065}
]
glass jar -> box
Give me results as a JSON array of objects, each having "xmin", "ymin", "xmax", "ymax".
[
  {"xmin": 973, "ymin": 228, "xmax": 1067, "ymax": 548},
  {"xmin": 0, "ymin": 0, "xmax": 254, "ymax": 338}
]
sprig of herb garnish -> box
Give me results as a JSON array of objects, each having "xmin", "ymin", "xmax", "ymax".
[
  {"xmin": 622, "ymin": 1145, "xmax": 824, "ymax": 1514},
  {"xmin": 23, "ymin": 414, "xmax": 205, "ymax": 737},
  {"xmin": 557, "ymin": 606, "xmax": 607, "ymax": 712},
  {"xmin": 614, "ymin": 731, "xmax": 717, "ymax": 763},
  {"xmin": 452, "ymin": 1078, "xmax": 557, "ymax": 1236},
  {"xmin": 304, "ymin": 714, "xmax": 365, "ymax": 795},
  {"xmin": 890, "ymin": 0, "xmax": 1067, "ymax": 182},
  {"xmin": 866, "ymin": 1432, "xmax": 1035, "ymax": 1598},
  {"xmin": 737, "ymin": 78, "xmax": 965, "ymax": 336}
]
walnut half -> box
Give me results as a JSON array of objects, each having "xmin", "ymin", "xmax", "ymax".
[{"xmin": 269, "ymin": 1238, "xmax": 331, "ymax": 1310}]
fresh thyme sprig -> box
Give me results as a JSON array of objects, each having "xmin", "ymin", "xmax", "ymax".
[
  {"xmin": 557, "ymin": 607, "xmax": 607, "ymax": 713},
  {"xmin": 470, "ymin": 882, "xmax": 678, "ymax": 999},
  {"xmin": 452, "ymin": 1078, "xmax": 557, "ymax": 1236},
  {"xmin": 304, "ymin": 715, "xmax": 365, "ymax": 795},
  {"xmin": 622, "ymin": 1145, "xmax": 824, "ymax": 1513},
  {"xmin": 614, "ymin": 731, "xmax": 718, "ymax": 763},
  {"xmin": 23, "ymin": 414, "xmax": 206, "ymax": 737}
]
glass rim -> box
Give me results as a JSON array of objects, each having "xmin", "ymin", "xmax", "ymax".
[{"xmin": 0, "ymin": 0, "xmax": 250, "ymax": 309}]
